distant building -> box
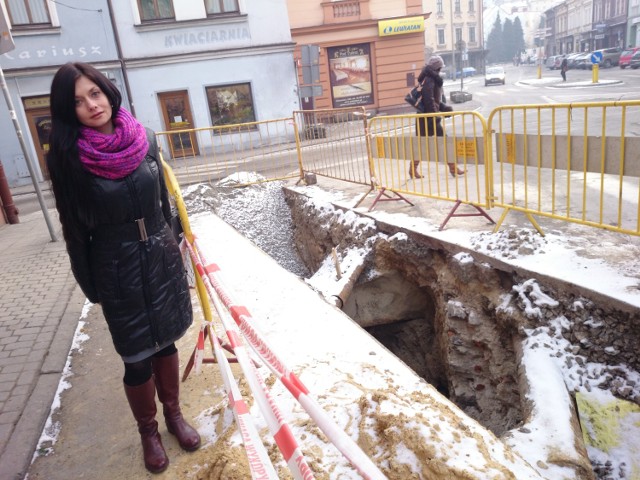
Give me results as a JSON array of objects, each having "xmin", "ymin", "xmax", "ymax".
[
  {"xmin": 287, "ymin": 0, "xmax": 428, "ymax": 114},
  {"xmin": 424, "ymin": 0, "xmax": 485, "ymax": 76},
  {"xmin": 628, "ymin": 0, "xmax": 640, "ymax": 46}
]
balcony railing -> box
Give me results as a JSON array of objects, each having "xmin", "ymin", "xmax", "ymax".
[{"xmin": 322, "ymin": 0, "xmax": 370, "ymax": 23}]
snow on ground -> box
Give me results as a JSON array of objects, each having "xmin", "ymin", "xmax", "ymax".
[
  {"xmin": 186, "ymin": 175, "xmax": 640, "ymax": 478},
  {"xmin": 31, "ymin": 301, "xmax": 92, "ymax": 460}
]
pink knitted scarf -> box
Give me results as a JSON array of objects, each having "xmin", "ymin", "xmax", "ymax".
[{"xmin": 77, "ymin": 108, "xmax": 149, "ymax": 180}]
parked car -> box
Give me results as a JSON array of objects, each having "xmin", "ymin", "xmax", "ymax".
[
  {"xmin": 619, "ymin": 47, "xmax": 640, "ymax": 68},
  {"xmin": 456, "ymin": 67, "xmax": 477, "ymax": 78},
  {"xmin": 574, "ymin": 52, "xmax": 592, "ymax": 70},
  {"xmin": 565, "ymin": 52, "xmax": 583, "ymax": 69},
  {"xmin": 590, "ymin": 47, "xmax": 622, "ymax": 68},
  {"xmin": 630, "ymin": 50, "xmax": 640, "ymax": 69},
  {"xmin": 546, "ymin": 55, "xmax": 560, "ymax": 69},
  {"xmin": 484, "ymin": 66, "xmax": 506, "ymax": 86}
]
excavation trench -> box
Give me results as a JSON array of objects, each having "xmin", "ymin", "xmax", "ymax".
[{"xmin": 183, "ymin": 179, "xmax": 640, "ymax": 478}]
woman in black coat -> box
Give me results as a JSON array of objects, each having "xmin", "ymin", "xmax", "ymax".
[
  {"xmin": 47, "ymin": 62, "xmax": 199, "ymax": 474},
  {"xmin": 412, "ymin": 55, "xmax": 465, "ymax": 179}
]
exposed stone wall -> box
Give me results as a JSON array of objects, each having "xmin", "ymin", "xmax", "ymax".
[{"xmin": 284, "ymin": 187, "xmax": 640, "ymax": 437}]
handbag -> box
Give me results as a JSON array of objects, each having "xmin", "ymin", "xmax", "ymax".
[
  {"xmin": 439, "ymin": 101, "xmax": 453, "ymax": 117},
  {"xmin": 404, "ymin": 85, "xmax": 425, "ymax": 113},
  {"xmin": 169, "ymin": 207, "xmax": 184, "ymax": 243}
]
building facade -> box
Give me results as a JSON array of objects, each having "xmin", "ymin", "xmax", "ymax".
[
  {"xmin": 544, "ymin": 0, "xmax": 634, "ymax": 57},
  {"xmin": 425, "ymin": 0, "xmax": 485, "ymax": 77},
  {"xmin": 0, "ymin": 0, "xmax": 299, "ymax": 187},
  {"xmin": 629, "ymin": 0, "xmax": 640, "ymax": 46},
  {"xmin": 0, "ymin": 0, "xmax": 120, "ymax": 187},
  {"xmin": 287, "ymin": 0, "xmax": 428, "ymax": 114}
]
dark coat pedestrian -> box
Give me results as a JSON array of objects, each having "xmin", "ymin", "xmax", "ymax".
[
  {"xmin": 561, "ymin": 57, "xmax": 568, "ymax": 82},
  {"xmin": 411, "ymin": 55, "xmax": 464, "ymax": 179},
  {"xmin": 47, "ymin": 62, "xmax": 200, "ymax": 474},
  {"xmin": 416, "ymin": 56, "xmax": 445, "ymax": 137}
]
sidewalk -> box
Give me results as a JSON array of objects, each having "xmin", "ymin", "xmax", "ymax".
[{"xmin": 0, "ymin": 208, "xmax": 85, "ymax": 480}]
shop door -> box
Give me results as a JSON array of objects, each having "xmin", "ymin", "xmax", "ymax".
[
  {"xmin": 158, "ymin": 91, "xmax": 199, "ymax": 158},
  {"xmin": 23, "ymin": 98, "xmax": 52, "ymax": 180}
]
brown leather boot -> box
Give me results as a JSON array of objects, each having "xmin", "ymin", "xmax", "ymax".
[
  {"xmin": 448, "ymin": 163, "xmax": 466, "ymax": 177},
  {"xmin": 153, "ymin": 353, "xmax": 201, "ymax": 452},
  {"xmin": 409, "ymin": 161, "xmax": 423, "ymax": 179},
  {"xmin": 124, "ymin": 379, "xmax": 169, "ymax": 474}
]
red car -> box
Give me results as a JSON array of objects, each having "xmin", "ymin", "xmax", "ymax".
[{"xmin": 619, "ymin": 47, "xmax": 640, "ymax": 69}]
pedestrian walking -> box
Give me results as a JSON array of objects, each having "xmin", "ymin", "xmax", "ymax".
[
  {"xmin": 560, "ymin": 56, "xmax": 568, "ymax": 82},
  {"xmin": 46, "ymin": 62, "xmax": 200, "ymax": 474},
  {"xmin": 413, "ymin": 55, "xmax": 464, "ymax": 179}
]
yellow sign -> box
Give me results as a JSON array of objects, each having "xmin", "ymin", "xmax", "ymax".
[
  {"xmin": 505, "ymin": 134, "xmax": 516, "ymax": 164},
  {"xmin": 378, "ymin": 16, "xmax": 424, "ymax": 37},
  {"xmin": 456, "ymin": 140, "xmax": 477, "ymax": 158}
]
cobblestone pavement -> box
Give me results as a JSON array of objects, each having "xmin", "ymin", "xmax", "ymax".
[{"xmin": 0, "ymin": 208, "xmax": 85, "ymax": 480}]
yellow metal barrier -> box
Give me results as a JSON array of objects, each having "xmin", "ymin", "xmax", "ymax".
[
  {"xmin": 487, "ymin": 100, "xmax": 640, "ymax": 236},
  {"xmin": 155, "ymin": 100, "xmax": 640, "ymax": 239},
  {"xmin": 160, "ymin": 159, "xmax": 213, "ymax": 324},
  {"xmin": 293, "ymin": 107, "xmax": 373, "ymax": 188},
  {"xmin": 368, "ymin": 111, "xmax": 492, "ymax": 212},
  {"xmin": 156, "ymin": 118, "xmax": 302, "ymax": 188}
]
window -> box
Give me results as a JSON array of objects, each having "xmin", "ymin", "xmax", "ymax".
[
  {"xmin": 455, "ymin": 27, "xmax": 462, "ymax": 43},
  {"xmin": 206, "ymin": 83, "xmax": 256, "ymax": 127},
  {"xmin": 138, "ymin": 0, "xmax": 175, "ymax": 22},
  {"xmin": 454, "ymin": 0, "xmax": 461, "ymax": 14},
  {"xmin": 437, "ymin": 28, "xmax": 445, "ymax": 45},
  {"xmin": 468, "ymin": 0, "xmax": 474, "ymax": 13},
  {"xmin": 437, "ymin": 0, "xmax": 443, "ymax": 14},
  {"xmin": 469, "ymin": 26, "xmax": 476, "ymax": 43},
  {"xmin": 205, "ymin": 0, "xmax": 239, "ymax": 15},
  {"xmin": 7, "ymin": 0, "xmax": 51, "ymax": 26}
]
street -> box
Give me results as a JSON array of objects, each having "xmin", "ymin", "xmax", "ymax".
[{"xmin": 452, "ymin": 62, "xmax": 640, "ymax": 116}]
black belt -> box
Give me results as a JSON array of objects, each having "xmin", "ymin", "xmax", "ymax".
[{"xmin": 91, "ymin": 212, "xmax": 167, "ymax": 243}]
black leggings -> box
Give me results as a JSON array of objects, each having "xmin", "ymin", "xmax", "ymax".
[{"xmin": 123, "ymin": 343, "xmax": 177, "ymax": 387}]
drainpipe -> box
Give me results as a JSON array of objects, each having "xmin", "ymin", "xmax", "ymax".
[
  {"xmin": 0, "ymin": 160, "xmax": 19, "ymax": 224},
  {"xmin": 106, "ymin": 0, "xmax": 136, "ymax": 117}
]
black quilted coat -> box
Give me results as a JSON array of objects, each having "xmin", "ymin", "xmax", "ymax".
[{"xmin": 63, "ymin": 131, "xmax": 192, "ymax": 357}]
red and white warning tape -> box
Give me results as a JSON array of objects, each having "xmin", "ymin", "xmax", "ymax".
[
  {"xmin": 191, "ymin": 237, "xmax": 386, "ymax": 480},
  {"xmin": 185, "ymin": 239, "xmax": 315, "ymax": 480}
]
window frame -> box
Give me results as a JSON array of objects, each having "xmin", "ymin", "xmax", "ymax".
[
  {"xmin": 437, "ymin": 28, "xmax": 446, "ymax": 45},
  {"xmin": 137, "ymin": 0, "xmax": 175, "ymax": 23},
  {"xmin": 205, "ymin": 82, "xmax": 257, "ymax": 129},
  {"xmin": 204, "ymin": 0, "xmax": 240, "ymax": 16},
  {"xmin": 6, "ymin": 0, "xmax": 51, "ymax": 28}
]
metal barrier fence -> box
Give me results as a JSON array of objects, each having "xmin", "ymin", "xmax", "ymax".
[
  {"xmin": 157, "ymin": 100, "xmax": 640, "ymax": 238},
  {"xmin": 487, "ymin": 100, "xmax": 640, "ymax": 236},
  {"xmin": 368, "ymin": 111, "xmax": 491, "ymax": 212},
  {"xmin": 155, "ymin": 118, "xmax": 302, "ymax": 188},
  {"xmin": 292, "ymin": 107, "xmax": 373, "ymax": 187}
]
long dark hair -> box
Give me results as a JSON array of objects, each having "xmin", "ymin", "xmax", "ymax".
[{"xmin": 47, "ymin": 62, "xmax": 122, "ymax": 242}]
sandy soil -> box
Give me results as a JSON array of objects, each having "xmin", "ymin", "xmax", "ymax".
[
  {"xmin": 26, "ymin": 293, "xmax": 260, "ymax": 480},
  {"xmin": 26, "ymin": 295, "xmax": 387, "ymax": 480}
]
